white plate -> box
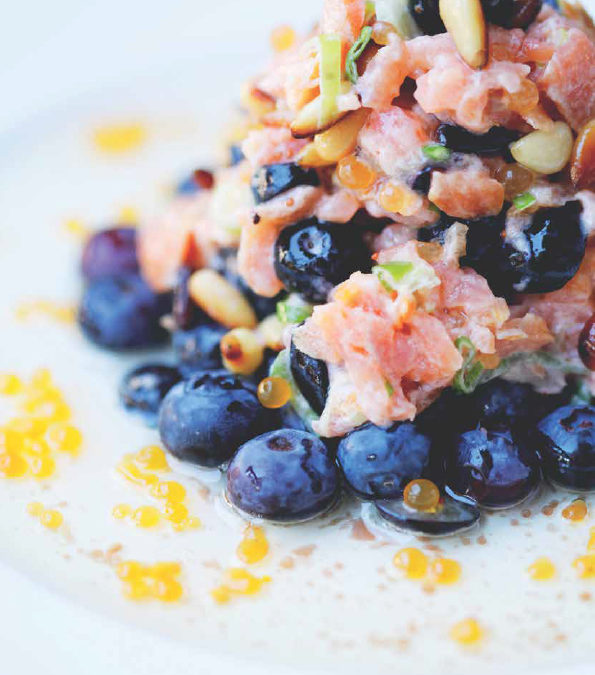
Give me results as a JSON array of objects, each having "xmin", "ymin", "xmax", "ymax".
[{"xmin": 0, "ymin": 3, "xmax": 594, "ymax": 675}]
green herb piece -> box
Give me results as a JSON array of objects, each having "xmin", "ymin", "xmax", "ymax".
[
  {"xmin": 513, "ymin": 192, "xmax": 537, "ymax": 211},
  {"xmin": 372, "ymin": 260, "xmax": 440, "ymax": 295},
  {"xmin": 422, "ymin": 144, "xmax": 451, "ymax": 162},
  {"xmin": 453, "ymin": 336, "xmax": 485, "ymax": 394},
  {"xmin": 345, "ymin": 26, "xmax": 373, "ymax": 84},
  {"xmin": 384, "ymin": 379, "xmax": 395, "ymax": 398},
  {"xmin": 276, "ymin": 295, "xmax": 314, "ymax": 325},
  {"xmin": 373, "ymin": 261, "xmax": 414, "ymax": 291},
  {"xmin": 365, "ymin": 1, "xmax": 376, "ymax": 21},
  {"xmin": 319, "ymin": 34, "xmax": 343, "ymax": 124}
]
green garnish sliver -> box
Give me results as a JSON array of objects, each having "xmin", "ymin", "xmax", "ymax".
[
  {"xmin": 345, "ymin": 26, "xmax": 373, "ymax": 84},
  {"xmin": 319, "ymin": 34, "xmax": 343, "ymax": 125},
  {"xmin": 372, "ymin": 261, "xmax": 414, "ymax": 291},
  {"xmin": 422, "ymin": 144, "xmax": 451, "ymax": 162},
  {"xmin": 513, "ymin": 192, "xmax": 537, "ymax": 211},
  {"xmin": 453, "ymin": 336, "xmax": 485, "ymax": 395}
]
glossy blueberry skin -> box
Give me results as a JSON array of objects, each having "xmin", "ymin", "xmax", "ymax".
[
  {"xmin": 119, "ymin": 364, "xmax": 182, "ymax": 425},
  {"xmin": 337, "ymin": 422, "xmax": 439, "ymax": 500},
  {"xmin": 251, "ymin": 163, "xmax": 320, "ymax": 204},
  {"xmin": 411, "ymin": 166, "xmax": 437, "ymax": 195},
  {"xmin": 376, "ymin": 493, "xmax": 480, "ymax": 537},
  {"xmin": 159, "ymin": 371, "xmax": 275, "ymax": 468},
  {"xmin": 482, "ymin": 0, "xmax": 542, "ymax": 29},
  {"xmin": 275, "ymin": 218, "xmax": 370, "ymax": 303},
  {"xmin": 172, "ymin": 265, "xmax": 207, "ymax": 330},
  {"xmin": 229, "ymin": 145, "xmax": 245, "ymax": 166},
  {"xmin": 409, "ymin": 0, "xmax": 445, "ymax": 35},
  {"xmin": 447, "ymin": 427, "xmax": 541, "ymax": 508},
  {"xmin": 172, "ymin": 322, "xmax": 227, "ymax": 375},
  {"xmin": 536, "ymin": 404, "xmax": 595, "ymax": 491},
  {"xmin": 505, "ymin": 201, "xmax": 585, "ymax": 294},
  {"xmin": 436, "ymin": 124, "xmax": 520, "ymax": 156},
  {"xmin": 278, "ymin": 404, "xmax": 310, "ymax": 432},
  {"xmin": 81, "ymin": 227, "xmax": 139, "ymax": 281},
  {"xmin": 290, "ymin": 341, "xmax": 329, "ymax": 415},
  {"xmin": 78, "ymin": 275, "xmax": 169, "ymax": 350},
  {"xmin": 226, "ymin": 430, "xmax": 340, "ymax": 522}
]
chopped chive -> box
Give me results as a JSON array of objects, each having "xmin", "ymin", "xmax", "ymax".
[
  {"xmin": 365, "ymin": 1, "xmax": 376, "ymax": 21},
  {"xmin": 276, "ymin": 295, "xmax": 314, "ymax": 325},
  {"xmin": 345, "ymin": 26, "xmax": 373, "ymax": 84},
  {"xmin": 453, "ymin": 336, "xmax": 485, "ymax": 395},
  {"xmin": 513, "ymin": 192, "xmax": 537, "ymax": 211},
  {"xmin": 384, "ymin": 379, "xmax": 395, "ymax": 398},
  {"xmin": 372, "ymin": 261, "xmax": 414, "ymax": 291},
  {"xmin": 422, "ymin": 144, "xmax": 451, "ymax": 162},
  {"xmin": 319, "ymin": 34, "xmax": 343, "ymax": 124}
]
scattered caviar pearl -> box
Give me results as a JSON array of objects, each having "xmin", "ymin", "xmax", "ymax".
[
  {"xmin": 118, "ymin": 205, "xmax": 139, "ymax": 226},
  {"xmin": 393, "ymin": 548, "xmax": 428, "ymax": 580},
  {"xmin": 134, "ymin": 445, "xmax": 169, "ymax": 471},
  {"xmin": 450, "ymin": 618, "xmax": 483, "ymax": 645},
  {"xmin": 0, "ymin": 373, "xmax": 23, "ymax": 396},
  {"xmin": 494, "ymin": 163, "xmax": 535, "ymax": 200},
  {"xmin": 15, "ymin": 300, "xmax": 76, "ymax": 324},
  {"xmin": 162, "ymin": 502, "xmax": 189, "ymax": 525},
  {"xmin": 28, "ymin": 454, "xmax": 56, "ymax": 479},
  {"xmin": 528, "ymin": 557, "xmax": 556, "ymax": 581},
  {"xmin": 257, "ymin": 376, "xmax": 291, "ymax": 409},
  {"xmin": 573, "ymin": 554, "xmax": 595, "ymax": 579},
  {"xmin": 403, "ymin": 479, "xmax": 440, "ymax": 512},
  {"xmin": 116, "ymin": 560, "xmax": 183, "ymax": 602},
  {"xmin": 150, "ymin": 480, "xmax": 186, "ymax": 503},
  {"xmin": 132, "ymin": 506, "xmax": 161, "ymax": 528},
  {"xmin": 62, "ymin": 218, "xmax": 89, "ymax": 239},
  {"xmin": 0, "ymin": 452, "xmax": 28, "ymax": 478},
  {"xmin": 46, "ymin": 423, "xmax": 82, "ymax": 454},
  {"xmin": 7, "ymin": 417, "xmax": 48, "ymax": 436},
  {"xmin": 40, "ymin": 509, "xmax": 63, "ymax": 530},
  {"xmin": 153, "ymin": 578, "xmax": 184, "ymax": 602},
  {"xmin": 588, "ymin": 528, "xmax": 595, "ymax": 553},
  {"xmin": 237, "ymin": 525, "xmax": 269, "ymax": 564},
  {"xmin": 270, "ymin": 25, "xmax": 296, "ymax": 52},
  {"xmin": 27, "ymin": 501, "xmax": 44, "ymax": 516},
  {"xmin": 371, "ymin": 20, "xmax": 398, "ymax": 45},
  {"xmin": 0, "ymin": 428, "xmax": 25, "ymax": 453},
  {"xmin": 112, "ymin": 503, "xmax": 132, "ymax": 520},
  {"xmin": 93, "ymin": 122, "xmax": 147, "ymax": 154},
  {"xmin": 562, "ymin": 499, "xmax": 588, "ymax": 522},
  {"xmin": 378, "ymin": 181, "xmax": 419, "ymax": 216},
  {"xmin": 211, "ymin": 568, "xmax": 271, "ymax": 604},
  {"xmin": 336, "ymin": 155, "xmax": 377, "ymax": 191},
  {"xmin": 221, "ymin": 328, "xmax": 264, "ymax": 376},
  {"xmin": 117, "ymin": 457, "xmax": 159, "ymax": 487},
  {"xmin": 430, "ymin": 558, "xmax": 462, "ymax": 584}
]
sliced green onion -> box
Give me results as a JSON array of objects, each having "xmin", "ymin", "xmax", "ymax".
[
  {"xmin": 319, "ymin": 34, "xmax": 343, "ymax": 126},
  {"xmin": 384, "ymin": 379, "xmax": 395, "ymax": 398},
  {"xmin": 374, "ymin": 0, "xmax": 421, "ymax": 39},
  {"xmin": 365, "ymin": 1, "xmax": 376, "ymax": 21},
  {"xmin": 276, "ymin": 294, "xmax": 314, "ymax": 325},
  {"xmin": 373, "ymin": 260, "xmax": 440, "ymax": 295},
  {"xmin": 373, "ymin": 261, "xmax": 414, "ymax": 291},
  {"xmin": 453, "ymin": 336, "xmax": 485, "ymax": 395},
  {"xmin": 513, "ymin": 192, "xmax": 537, "ymax": 211},
  {"xmin": 422, "ymin": 144, "xmax": 451, "ymax": 162},
  {"xmin": 270, "ymin": 349, "xmax": 319, "ymax": 428},
  {"xmin": 345, "ymin": 26, "xmax": 373, "ymax": 84}
]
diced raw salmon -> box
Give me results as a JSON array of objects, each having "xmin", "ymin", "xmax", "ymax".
[
  {"xmin": 238, "ymin": 185, "xmax": 324, "ymax": 297},
  {"xmin": 355, "ymin": 36, "xmax": 409, "ymax": 110},
  {"xmin": 241, "ymin": 127, "xmax": 308, "ymax": 168},
  {"xmin": 495, "ymin": 314, "xmax": 553, "ymax": 358},
  {"xmin": 321, "ymin": 0, "xmax": 366, "ymax": 42},
  {"xmin": 315, "ymin": 189, "xmax": 361, "ymax": 222},
  {"xmin": 429, "ymin": 169, "xmax": 504, "ymax": 219}
]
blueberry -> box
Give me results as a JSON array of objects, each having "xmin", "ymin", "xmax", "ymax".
[
  {"xmin": 172, "ymin": 265, "xmax": 207, "ymax": 330},
  {"xmin": 275, "ymin": 218, "xmax": 370, "ymax": 302},
  {"xmin": 176, "ymin": 169, "xmax": 214, "ymax": 196},
  {"xmin": 409, "ymin": 0, "xmax": 445, "ymax": 35},
  {"xmin": 78, "ymin": 275, "xmax": 169, "ymax": 350},
  {"xmin": 172, "ymin": 322, "xmax": 227, "ymax": 375},
  {"xmin": 278, "ymin": 404, "xmax": 310, "ymax": 432},
  {"xmin": 226, "ymin": 430, "xmax": 340, "ymax": 522},
  {"xmin": 119, "ymin": 364, "xmax": 182, "ymax": 425},
  {"xmin": 504, "ymin": 201, "xmax": 585, "ymax": 294},
  {"xmin": 482, "ymin": 0, "xmax": 542, "ymax": 29},
  {"xmin": 375, "ymin": 493, "xmax": 480, "ymax": 536},
  {"xmin": 158, "ymin": 371, "xmax": 275, "ymax": 467},
  {"xmin": 289, "ymin": 341, "xmax": 329, "ymax": 415},
  {"xmin": 447, "ymin": 427, "xmax": 541, "ymax": 508},
  {"xmin": 81, "ymin": 227, "xmax": 139, "ymax": 281},
  {"xmin": 411, "ymin": 166, "xmax": 436, "ymax": 195},
  {"xmin": 337, "ymin": 423, "xmax": 439, "ymax": 499},
  {"xmin": 536, "ymin": 404, "xmax": 595, "ymax": 491},
  {"xmin": 436, "ymin": 124, "xmax": 520, "ymax": 156},
  {"xmin": 229, "ymin": 145, "xmax": 245, "ymax": 166},
  {"xmin": 251, "ymin": 163, "xmax": 320, "ymax": 204}
]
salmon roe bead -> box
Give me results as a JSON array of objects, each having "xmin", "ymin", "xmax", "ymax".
[
  {"xmin": 150, "ymin": 480, "xmax": 186, "ymax": 503},
  {"xmin": 403, "ymin": 479, "xmax": 441, "ymax": 512},
  {"xmin": 257, "ymin": 376, "xmax": 291, "ymax": 409},
  {"xmin": 270, "ymin": 25, "xmax": 296, "ymax": 52},
  {"xmin": 162, "ymin": 502, "xmax": 189, "ymax": 525},
  {"xmin": 450, "ymin": 618, "xmax": 483, "ymax": 645},
  {"xmin": 40, "ymin": 509, "xmax": 63, "ymax": 530},
  {"xmin": 28, "ymin": 455, "xmax": 56, "ymax": 479},
  {"xmin": 378, "ymin": 181, "xmax": 418, "ymax": 216},
  {"xmin": 430, "ymin": 558, "xmax": 462, "ymax": 584},
  {"xmin": 337, "ymin": 155, "xmax": 377, "ymax": 191},
  {"xmin": 573, "ymin": 554, "xmax": 595, "ymax": 579},
  {"xmin": 133, "ymin": 506, "xmax": 161, "ymax": 528},
  {"xmin": 371, "ymin": 21, "xmax": 398, "ymax": 46},
  {"xmin": 562, "ymin": 499, "xmax": 588, "ymax": 522},
  {"xmin": 0, "ymin": 452, "xmax": 28, "ymax": 478},
  {"xmin": 211, "ymin": 568, "xmax": 271, "ymax": 604},
  {"xmin": 0, "ymin": 429, "xmax": 25, "ymax": 453},
  {"xmin": 46, "ymin": 423, "xmax": 82, "ymax": 454},
  {"xmin": 528, "ymin": 557, "xmax": 556, "ymax": 580},
  {"xmin": 134, "ymin": 445, "xmax": 169, "ymax": 471},
  {"xmin": 116, "ymin": 560, "xmax": 183, "ymax": 602},
  {"xmin": 7, "ymin": 417, "xmax": 48, "ymax": 436},
  {"xmin": 494, "ymin": 163, "xmax": 534, "ymax": 200},
  {"xmin": 237, "ymin": 525, "xmax": 269, "ymax": 564},
  {"xmin": 393, "ymin": 548, "xmax": 428, "ymax": 579}
]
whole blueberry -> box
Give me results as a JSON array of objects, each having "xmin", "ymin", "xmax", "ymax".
[
  {"xmin": 482, "ymin": 0, "xmax": 543, "ymax": 29},
  {"xmin": 172, "ymin": 322, "xmax": 227, "ymax": 375},
  {"xmin": 447, "ymin": 427, "xmax": 541, "ymax": 508},
  {"xmin": 409, "ymin": 0, "xmax": 445, "ymax": 34},
  {"xmin": 81, "ymin": 227, "xmax": 138, "ymax": 281},
  {"xmin": 536, "ymin": 404, "xmax": 595, "ymax": 491},
  {"xmin": 337, "ymin": 423, "xmax": 439, "ymax": 500},
  {"xmin": 275, "ymin": 218, "xmax": 370, "ymax": 303},
  {"xmin": 226, "ymin": 430, "xmax": 340, "ymax": 521},
  {"xmin": 172, "ymin": 265, "xmax": 207, "ymax": 330},
  {"xmin": 158, "ymin": 371, "xmax": 275, "ymax": 467},
  {"xmin": 251, "ymin": 163, "xmax": 320, "ymax": 204},
  {"xmin": 119, "ymin": 364, "xmax": 182, "ymax": 425},
  {"xmin": 78, "ymin": 275, "xmax": 169, "ymax": 350},
  {"xmin": 435, "ymin": 124, "xmax": 520, "ymax": 156},
  {"xmin": 289, "ymin": 341, "xmax": 329, "ymax": 415}
]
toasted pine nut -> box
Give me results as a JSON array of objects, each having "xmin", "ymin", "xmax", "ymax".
[
  {"xmin": 297, "ymin": 143, "xmax": 337, "ymax": 168},
  {"xmin": 188, "ymin": 269, "xmax": 257, "ymax": 329},
  {"xmin": 313, "ymin": 108, "xmax": 370, "ymax": 163},
  {"xmin": 510, "ymin": 122, "xmax": 573, "ymax": 175},
  {"xmin": 256, "ymin": 314, "xmax": 284, "ymax": 351},
  {"xmin": 220, "ymin": 328, "xmax": 264, "ymax": 376},
  {"xmin": 439, "ymin": 0, "xmax": 487, "ymax": 69}
]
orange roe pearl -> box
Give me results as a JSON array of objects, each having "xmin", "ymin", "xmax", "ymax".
[
  {"xmin": 237, "ymin": 525, "xmax": 269, "ymax": 564},
  {"xmin": 562, "ymin": 499, "xmax": 588, "ymax": 522},
  {"xmin": 430, "ymin": 558, "xmax": 462, "ymax": 584},
  {"xmin": 450, "ymin": 618, "xmax": 483, "ymax": 645},
  {"xmin": 116, "ymin": 560, "xmax": 183, "ymax": 603},
  {"xmin": 270, "ymin": 25, "xmax": 296, "ymax": 52},
  {"xmin": 150, "ymin": 480, "xmax": 186, "ymax": 503},
  {"xmin": 40, "ymin": 509, "xmax": 63, "ymax": 530},
  {"xmin": 28, "ymin": 454, "xmax": 56, "ymax": 479},
  {"xmin": 573, "ymin": 554, "xmax": 595, "ymax": 579},
  {"xmin": 211, "ymin": 568, "xmax": 271, "ymax": 604},
  {"xmin": 393, "ymin": 548, "xmax": 428, "ymax": 580},
  {"xmin": 7, "ymin": 417, "xmax": 48, "ymax": 437},
  {"xmin": 257, "ymin": 376, "xmax": 291, "ymax": 409},
  {"xmin": 403, "ymin": 479, "xmax": 441, "ymax": 512},
  {"xmin": 0, "ymin": 452, "xmax": 28, "ymax": 478},
  {"xmin": 528, "ymin": 557, "xmax": 556, "ymax": 580},
  {"xmin": 494, "ymin": 163, "xmax": 534, "ymax": 200},
  {"xmin": 134, "ymin": 445, "xmax": 169, "ymax": 471},
  {"xmin": 46, "ymin": 423, "xmax": 82, "ymax": 454},
  {"xmin": 162, "ymin": 502, "xmax": 189, "ymax": 525},
  {"xmin": 371, "ymin": 21, "xmax": 398, "ymax": 45},
  {"xmin": 132, "ymin": 506, "xmax": 161, "ymax": 528},
  {"xmin": 378, "ymin": 181, "xmax": 418, "ymax": 216},
  {"xmin": 337, "ymin": 155, "xmax": 377, "ymax": 191},
  {"xmin": 153, "ymin": 578, "xmax": 184, "ymax": 602}
]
